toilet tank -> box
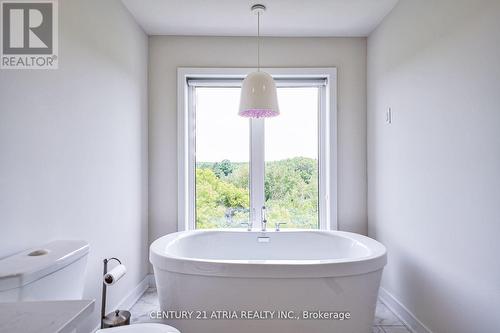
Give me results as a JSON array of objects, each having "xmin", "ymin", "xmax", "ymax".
[{"xmin": 0, "ymin": 240, "xmax": 90, "ymax": 302}]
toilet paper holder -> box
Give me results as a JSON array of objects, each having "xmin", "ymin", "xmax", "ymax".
[{"xmin": 100, "ymin": 257, "xmax": 131, "ymax": 329}]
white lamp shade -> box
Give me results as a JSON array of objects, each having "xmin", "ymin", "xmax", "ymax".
[{"xmin": 239, "ymin": 71, "xmax": 280, "ymax": 118}]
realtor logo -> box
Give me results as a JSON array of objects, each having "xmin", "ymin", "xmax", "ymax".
[{"xmin": 1, "ymin": 0, "xmax": 58, "ymax": 69}]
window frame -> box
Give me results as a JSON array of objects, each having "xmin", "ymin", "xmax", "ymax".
[{"xmin": 177, "ymin": 67, "xmax": 338, "ymax": 231}]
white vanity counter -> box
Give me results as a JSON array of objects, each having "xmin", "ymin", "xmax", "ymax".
[{"xmin": 0, "ymin": 299, "xmax": 94, "ymax": 333}]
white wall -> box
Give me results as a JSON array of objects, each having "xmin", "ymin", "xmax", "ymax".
[
  {"xmin": 149, "ymin": 36, "xmax": 367, "ymax": 242},
  {"xmin": 367, "ymin": 1, "xmax": 500, "ymax": 332},
  {"xmin": 0, "ymin": 0, "xmax": 148, "ymax": 331}
]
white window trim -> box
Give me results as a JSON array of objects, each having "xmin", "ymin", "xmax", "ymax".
[{"xmin": 177, "ymin": 67, "xmax": 338, "ymax": 231}]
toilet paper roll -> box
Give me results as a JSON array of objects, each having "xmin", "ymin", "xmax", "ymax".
[{"xmin": 103, "ymin": 264, "xmax": 126, "ymax": 285}]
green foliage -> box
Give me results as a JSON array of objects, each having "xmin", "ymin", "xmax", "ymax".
[
  {"xmin": 196, "ymin": 158, "xmax": 318, "ymax": 229},
  {"xmin": 213, "ymin": 159, "xmax": 234, "ymax": 178},
  {"xmin": 225, "ymin": 163, "xmax": 249, "ymax": 189},
  {"xmin": 195, "ymin": 168, "xmax": 249, "ymax": 229},
  {"xmin": 265, "ymin": 157, "xmax": 318, "ymax": 229}
]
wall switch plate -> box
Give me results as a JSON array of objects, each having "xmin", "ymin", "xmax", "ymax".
[{"xmin": 386, "ymin": 107, "xmax": 392, "ymax": 124}]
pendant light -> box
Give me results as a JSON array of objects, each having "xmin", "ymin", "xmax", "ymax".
[{"xmin": 239, "ymin": 4, "xmax": 280, "ymax": 118}]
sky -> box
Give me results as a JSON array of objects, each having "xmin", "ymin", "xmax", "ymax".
[{"xmin": 195, "ymin": 87, "xmax": 318, "ymax": 163}]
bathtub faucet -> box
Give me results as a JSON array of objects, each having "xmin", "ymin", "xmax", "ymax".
[
  {"xmin": 240, "ymin": 222, "xmax": 252, "ymax": 231},
  {"xmin": 261, "ymin": 206, "xmax": 267, "ymax": 232}
]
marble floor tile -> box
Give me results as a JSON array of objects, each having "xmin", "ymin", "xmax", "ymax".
[
  {"xmin": 382, "ymin": 326, "xmax": 412, "ymax": 333},
  {"xmin": 373, "ymin": 302, "xmax": 404, "ymax": 326},
  {"xmin": 130, "ymin": 288, "xmax": 161, "ymax": 324}
]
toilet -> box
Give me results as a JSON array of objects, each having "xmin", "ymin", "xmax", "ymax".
[
  {"xmin": 0, "ymin": 241, "xmax": 181, "ymax": 332},
  {"xmin": 0, "ymin": 240, "xmax": 90, "ymax": 302},
  {"xmin": 96, "ymin": 323, "xmax": 180, "ymax": 333}
]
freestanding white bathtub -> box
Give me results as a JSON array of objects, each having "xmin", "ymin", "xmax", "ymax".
[{"xmin": 150, "ymin": 230, "xmax": 386, "ymax": 333}]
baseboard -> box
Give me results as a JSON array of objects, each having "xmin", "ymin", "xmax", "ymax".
[
  {"xmin": 378, "ymin": 287, "xmax": 433, "ymax": 333},
  {"xmin": 117, "ymin": 274, "xmax": 151, "ymax": 310},
  {"xmin": 148, "ymin": 273, "xmax": 156, "ymax": 288},
  {"xmin": 91, "ymin": 274, "xmax": 150, "ymax": 332}
]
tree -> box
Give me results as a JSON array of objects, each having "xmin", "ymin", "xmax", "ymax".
[
  {"xmin": 195, "ymin": 168, "xmax": 249, "ymax": 229},
  {"xmin": 213, "ymin": 159, "xmax": 234, "ymax": 178},
  {"xmin": 195, "ymin": 157, "xmax": 318, "ymax": 229},
  {"xmin": 264, "ymin": 157, "xmax": 318, "ymax": 228}
]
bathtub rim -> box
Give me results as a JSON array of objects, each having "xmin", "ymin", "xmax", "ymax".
[{"xmin": 150, "ymin": 230, "xmax": 387, "ymax": 278}]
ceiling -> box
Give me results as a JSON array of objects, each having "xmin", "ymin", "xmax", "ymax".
[{"xmin": 121, "ymin": 0, "xmax": 399, "ymax": 37}]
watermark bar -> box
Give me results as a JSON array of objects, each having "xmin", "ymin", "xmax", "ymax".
[
  {"xmin": 149, "ymin": 310, "xmax": 352, "ymax": 321},
  {"xmin": 1, "ymin": 0, "xmax": 58, "ymax": 69}
]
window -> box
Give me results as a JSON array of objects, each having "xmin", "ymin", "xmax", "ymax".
[
  {"xmin": 195, "ymin": 87, "xmax": 250, "ymax": 229},
  {"xmin": 178, "ymin": 68, "xmax": 337, "ymax": 231},
  {"xmin": 265, "ymin": 87, "xmax": 319, "ymax": 229}
]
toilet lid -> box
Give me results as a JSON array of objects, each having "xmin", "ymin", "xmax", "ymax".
[
  {"xmin": 96, "ymin": 323, "xmax": 180, "ymax": 333},
  {"xmin": 0, "ymin": 240, "xmax": 89, "ymax": 291}
]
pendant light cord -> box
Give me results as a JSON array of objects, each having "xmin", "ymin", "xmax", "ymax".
[{"xmin": 257, "ymin": 11, "xmax": 260, "ymax": 71}]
